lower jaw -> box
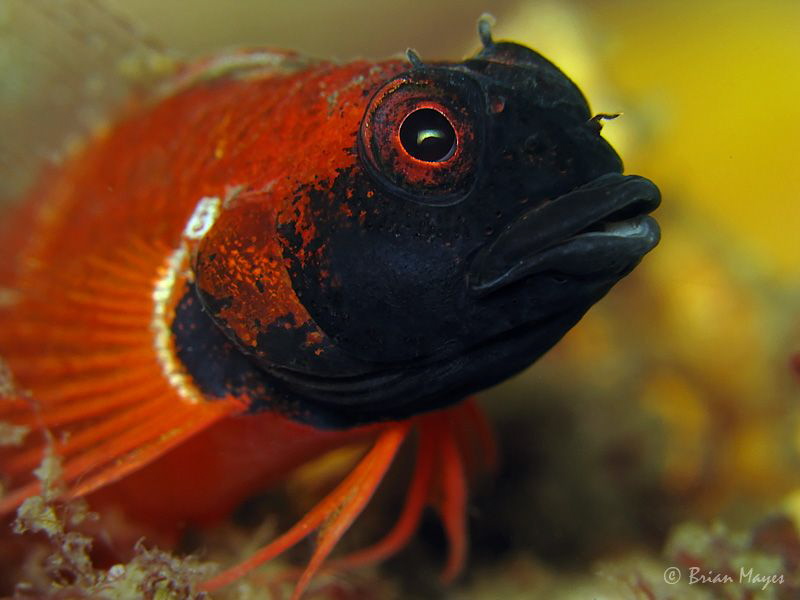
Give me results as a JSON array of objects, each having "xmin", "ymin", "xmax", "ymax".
[{"xmin": 281, "ymin": 303, "xmax": 592, "ymax": 428}]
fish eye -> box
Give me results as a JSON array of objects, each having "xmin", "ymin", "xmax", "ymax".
[
  {"xmin": 399, "ymin": 108, "xmax": 457, "ymax": 162},
  {"xmin": 358, "ymin": 68, "xmax": 485, "ymax": 205}
]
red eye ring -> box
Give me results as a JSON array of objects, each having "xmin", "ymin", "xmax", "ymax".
[{"xmin": 358, "ymin": 68, "xmax": 485, "ymax": 206}]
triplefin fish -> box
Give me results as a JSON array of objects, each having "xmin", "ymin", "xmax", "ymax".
[{"xmin": 0, "ymin": 11, "xmax": 660, "ymax": 598}]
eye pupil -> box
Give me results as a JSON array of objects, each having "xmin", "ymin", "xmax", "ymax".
[
  {"xmin": 399, "ymin": 108, "xmax": 456, "ymax": 162},
  {"xmin": 416, "ymin": 128, "xmax": 445, "ymax": 146}
]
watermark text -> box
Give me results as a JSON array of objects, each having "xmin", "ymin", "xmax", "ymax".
[{"xmin": 663, "ymin": 566, "xmax": 785, "ymax": 591}]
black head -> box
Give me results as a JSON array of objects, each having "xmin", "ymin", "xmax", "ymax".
[{"xmin": 196, "ymin": 22, "xmax": 661, "ymax": 426}]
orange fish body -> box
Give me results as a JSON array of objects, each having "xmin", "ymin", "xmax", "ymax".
[
  {"xmin": 0, "ymin": 53, "xmax": 408, "ymax": 390},
  {"xmin": 0, "ymin": 50, "xmax": 490, "ymax": 594},
  {"xmin": 0, "ymin": 52, "xmax": 402, "ymax": 518},
  {"xmin": 0, "ymin": 19, "xmax": 661, "ymax": 597}
]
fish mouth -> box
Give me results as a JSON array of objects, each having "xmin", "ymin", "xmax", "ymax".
[{"xmin": 468, "ymin": 172, "xmax": 661, "ymax": 294}]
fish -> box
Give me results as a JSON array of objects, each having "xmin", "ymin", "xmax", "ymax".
[{"xmin": 0, "ymin": 9, "xmax": 660, "ymax": 598}]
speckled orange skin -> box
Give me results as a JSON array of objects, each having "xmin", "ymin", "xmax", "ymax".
[
  {"xmin": 188, "ymin": 59, "xmax": 403, "ymax": 368},
  {"xmin": 0, "ymin": 55, "xmax": 409, "ymax": 527}
]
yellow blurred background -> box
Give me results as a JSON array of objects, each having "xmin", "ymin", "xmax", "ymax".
[{"xmin": 2, "ymin": 0, "xmax": 799, "ymax": 596}]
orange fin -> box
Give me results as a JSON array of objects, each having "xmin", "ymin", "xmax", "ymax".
[
  {"xmin": 0, "ymin": 235, "xmax": 240, "ymax": 514},
  {"xmin": 336, "ymin": 400, "xmax": 489, "ymax": 580},
  {"xmin": 0, "ymin": 395, "xmax": 237, "ymax": 515},
  {"xmin": 436, "ymin": 416, "xmax": 468, "ymax": 583},
  {"xmin": 200, "ymin": 422, "xmax": 410, "ymax": 599},
  {"xmin": 202, "ymin": 402, "xmax": 495, "ymax": 595},
  {"xmin": 332, "ymin": 418, "xmax": 437, "ymax": 570}
]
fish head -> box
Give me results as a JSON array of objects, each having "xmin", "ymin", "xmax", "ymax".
[{"xmin": 195, "ymin": 36, "xmax": 660, "ymax": 424}]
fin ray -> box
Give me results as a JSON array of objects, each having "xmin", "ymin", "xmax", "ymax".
[
  {"xmin": 8, "ymin": 348, "xmax": 155, "ymax": 378},
  {"xmin": 5, "ymin": 395, "xmax": 170, "ymax": 474},
  {"xmin": 0, "ymin": 233, "xmax": 231, "ymax": 516},
  {"xmin": 67, "ymin": 400, "xmax": 236, "ymax": 498}
]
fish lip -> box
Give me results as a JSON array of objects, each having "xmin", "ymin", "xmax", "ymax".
[{"xmin": 468, "ymin": 172, "xmax": 661, "ymax": 295}]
